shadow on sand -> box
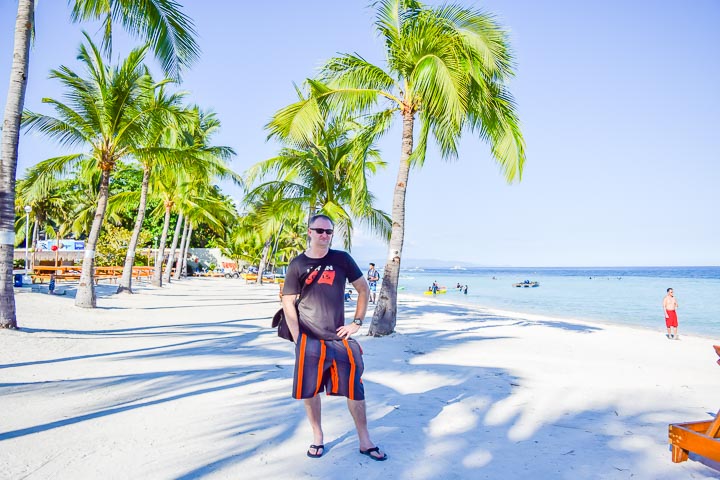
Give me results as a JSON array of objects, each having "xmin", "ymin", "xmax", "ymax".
[{"xmin": 2, "ymin": 282, "xmax": 714, "ymax": 479}]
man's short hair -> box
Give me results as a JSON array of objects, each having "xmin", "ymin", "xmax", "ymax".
[
  {"xmin": 308, "ymin": 214, "xmax": 334, "ymax": 227},
  {"xmin": 369, "ymin": 263, "xmax": 375, "ymax": 267},
  {"xmin": 667, "ymin": 287, "xmax": 673, "ymax": 293}
]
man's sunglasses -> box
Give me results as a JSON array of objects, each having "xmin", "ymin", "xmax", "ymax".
[{"xmin": 309, "ymin": 228, "xmax": 334, "ymax": 235}]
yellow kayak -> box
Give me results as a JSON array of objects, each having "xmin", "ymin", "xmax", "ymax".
[{"xmin": 424, "ymin": 288, "xmax": 447, "ymax": 295}]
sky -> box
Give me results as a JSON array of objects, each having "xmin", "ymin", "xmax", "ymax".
[{"xmin": 1, "ymin": 0, "xmax": 718, "ymax": 267}]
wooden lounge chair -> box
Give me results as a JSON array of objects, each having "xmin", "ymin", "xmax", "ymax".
[{"xmin": 668, "ymin": 345, "xmax": 720, "ymax": 464}]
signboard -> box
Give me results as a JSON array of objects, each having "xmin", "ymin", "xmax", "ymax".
[{"xmin": 37, "ymin": 239, "xmax": 85, "ymax": 251}]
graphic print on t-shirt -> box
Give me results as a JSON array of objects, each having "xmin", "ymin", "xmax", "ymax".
[
  {"xmin": 319, "ymin": 270, "xmax": 335, "ymax": 285},
  {"xmin": 305, "ymin": 265, "xmax": 336, "ymax": 286}
]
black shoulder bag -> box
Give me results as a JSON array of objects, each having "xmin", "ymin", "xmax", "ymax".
[{"xmin": 272, "ymin": 263, "xmax": 327, "ymax": 342}]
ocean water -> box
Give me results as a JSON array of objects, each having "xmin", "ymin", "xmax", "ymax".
[{"xmin": 391, "ymin": 267, "xmax": 719, "ymax": 338}]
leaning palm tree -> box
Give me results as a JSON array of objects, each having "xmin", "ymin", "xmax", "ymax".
[
  {"xmin": 115, "ymin": 90, "xmax": 194, "ymax": 294},
  {"xmin": 1, "ymin": 0, "xmax": 199, "ymax": 328},
  {"xmin": 276, "ymin": 0, "xmax": 526, "ymax": 335},
  {"xmin": 21, "ymin": 35, "xmax": 176, "ymax": 308}
]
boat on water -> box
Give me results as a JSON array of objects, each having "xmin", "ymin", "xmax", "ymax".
[
  {"xmin": 513, "ymin": 280, "xmax": 539, "ymax": 288},
  {"xmin": 450, "ymin": 265, "xmax": 466, "ymax": 271}
]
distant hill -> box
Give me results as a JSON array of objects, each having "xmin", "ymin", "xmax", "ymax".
[{"xmin": 353, "ymin": 256, "xmax": 487, "ymax": 270}]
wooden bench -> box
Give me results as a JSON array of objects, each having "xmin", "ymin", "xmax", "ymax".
[
  {"xmin": 31, "ymin": 266, "xmax": 82, "ymax": 283},
  {"xmin": 668, "ymin": 345, "xmax": 720, "ymax": 464}
]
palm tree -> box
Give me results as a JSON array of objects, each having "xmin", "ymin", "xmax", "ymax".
[
  {"xmin": 236, "ymin": 186, "xmax": 300, "ymax": 284},
  {"xmin": 14, "ymin": 176, "xmax": 67, "ymax": 256},
  {"xmin": 148, "ymin": 108, "xmax": 238, "ymax": 287},
  {"xmin": 276, "ymin": 0, "xmax": 526, "ymax": 335},
  {"xmin": 115, "ymin": 92, "xmax": 204, "ymax": 294},
  {"xmin": 21, "ymin": 35, "xmax": 176, "ymax": 308},
  {"xmin": 259, "ymin": 93, "xmax": 392, "ymax": 256},
  {"xmin": 1, "ymin": 0, "xmax": 198, "ymax": 328}
]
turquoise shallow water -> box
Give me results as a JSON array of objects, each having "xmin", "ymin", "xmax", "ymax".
[{"xmin": 392, "ymin": 267, "xmax": 720, "ymax": 339}]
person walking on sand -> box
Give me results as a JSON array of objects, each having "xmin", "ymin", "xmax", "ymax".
[
  {"xmin": 281, "ymin": 214, "xmax": 387, "ymax": 461},
  {"xmin": 663, "ymin": 287, "xmax": 679, "ymax": 340},
  {"xmin": 367, "ymin": 262, "xmax": 379, "ymax": 304}
]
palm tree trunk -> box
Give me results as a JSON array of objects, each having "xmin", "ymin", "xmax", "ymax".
[
  {"xmin": 182, "ymin": 225, "xmax": 193, "ymax": 277},
  {"xmin": 163, "ymin": 211, "xmax": 183, "ymax": 284},
  {"xmin": 173, "ymin": 220, "xmax": 189, "ymax": 280},
  {"xmin": 255, "ymin": 238, "xmax": 272, "ymax": 285},
  {"xmin": 31, "ymin": 220, "xmax": 38, "ymax": 270},
  {"xmin": 267, "ymin": 223, "xmax": 284, "ymax": 278},
  {"xmin": 0, "ymin": 0, "xmax": 34, "ymax": 329},
  {"xmin": 117, "ymin": 165, "xmax": 150, "ymax": 294},
  {"xmin": 368, "ymin": 109, "xmax": 414, "ymax": 336},
  {"xmin": 151, "ymin": 204, "xmax": 172, "ymax": 286},
  {"xmin": 75, "ymin": 169, "xmax": 112, "ymax": 308}
]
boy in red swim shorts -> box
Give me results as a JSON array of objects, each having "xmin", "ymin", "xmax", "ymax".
[{"xmin": 663, "ymin": 288, "xmax": 679, "ymax": 339}]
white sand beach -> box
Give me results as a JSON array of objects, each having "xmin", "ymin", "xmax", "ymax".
[{"xmin": 2, "ymin": 278, "xmax": 718, "ymax": 479}]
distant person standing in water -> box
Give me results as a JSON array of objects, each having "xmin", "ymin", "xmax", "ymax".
[{"xmin": 663, "ymin": 288, "xmax": 679, "ymax": 340}]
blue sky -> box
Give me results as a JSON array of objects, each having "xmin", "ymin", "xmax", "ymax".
[{"xmin": 1, "ymin": 1, "xmax": 718, "ymax": 267}]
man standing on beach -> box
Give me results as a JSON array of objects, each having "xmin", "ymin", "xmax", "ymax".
[
  {"xmin": 367, "ymin": 263, "xmax": 379, "ymax": 304},
  {"xmin": 663, "ymin": 288, "xmax": 679, "ymax": 339},
  {"xmin": 281, "ymin": 214, "xmax": 387, "ymax": 461}
]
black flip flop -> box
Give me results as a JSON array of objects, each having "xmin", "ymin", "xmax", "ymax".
[
  {"xmin": 307, "ymin": 444, "xmax": 325, "ymax": 458},
  {"xmin": 359, "ymin": 446, "xmax": 387, "ymax": 461}
]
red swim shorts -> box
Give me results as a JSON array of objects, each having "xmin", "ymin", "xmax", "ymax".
[{"xmin": 665, "ymin": 310, "xmax": 678, "ymax": 328}]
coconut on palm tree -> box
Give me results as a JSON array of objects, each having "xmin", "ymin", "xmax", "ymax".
[
  {"xmin": 1, "ymin": 0, "xmax": 199, "ymax": 328},
  {"xmin": 274, "ymin": 0, "xmax": 526, "ymax": 335}
]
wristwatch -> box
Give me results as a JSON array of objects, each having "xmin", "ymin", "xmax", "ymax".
[{"xmin": 352, "ymin": 318, "xmax": 363, "ymax": 326}]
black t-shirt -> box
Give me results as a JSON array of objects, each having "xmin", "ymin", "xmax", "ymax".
[{"xmin": 283, "ymin": 250, "xmax": 363, "ymax": 340}]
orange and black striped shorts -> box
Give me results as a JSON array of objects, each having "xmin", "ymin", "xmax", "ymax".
[{"xmin": 293, "ymin": 333, "xmax": 365, "ymax": 400}]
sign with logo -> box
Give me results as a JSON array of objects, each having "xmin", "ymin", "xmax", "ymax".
[{"xmin": 37, "ymin": 239, "xmax": 85, "ymax": 251}]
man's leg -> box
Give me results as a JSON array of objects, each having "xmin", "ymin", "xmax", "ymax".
[
  {"xmin": 347, "ymin": 399, "xmax": 385, "ymax": 458},
  {"xmin": 304, "ymin": 395, "xmax": 324, "ymax": 455}
]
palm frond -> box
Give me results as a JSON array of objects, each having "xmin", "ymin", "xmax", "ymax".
[{"xmin": 70, "ymin": 0, "xmax": 200, "ymax": 79}]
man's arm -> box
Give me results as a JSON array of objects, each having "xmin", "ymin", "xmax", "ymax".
[
  {"xmin": 337, "ymin": 277, "xmax": 370, "ymax": 339},
  {"xmin": 281, "ymin": 294, "xmax": 301, "ymax": 343},
  {"xmin": 663, "ymin": 297, "xmax": 669, "ymax": 317}
]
